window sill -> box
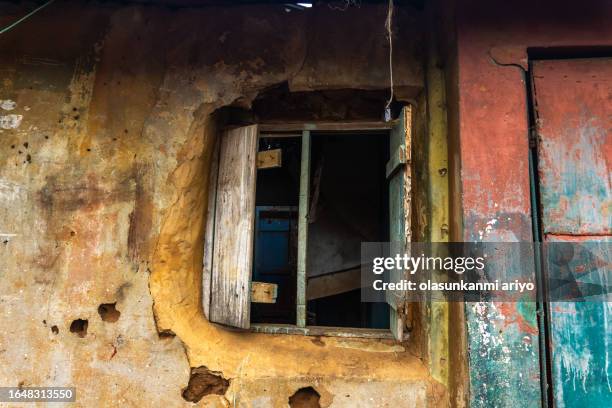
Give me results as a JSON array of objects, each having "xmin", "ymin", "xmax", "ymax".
[{"xmin": 250, "ymin": 324, "xmax": 401, "ymax": 340}]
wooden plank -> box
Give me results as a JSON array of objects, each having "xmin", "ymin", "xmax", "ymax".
[
  {"xmin": 296, "ymin": 130, "xmax": 311, "ymax": 327},
  {"xmin": 251, "ymin": 282, "xmax": 278, "ymax": 303},
  {"xmin": 385, "ymin": 145, "xmax": 407, "ymax": 179},
  {"xmin": 202, "ymin": 136, "xmax": 221, "ymax": 319},
  {"xmin": 256, "ymin": 148, "xmax": 282, "ymax": 169},
  {"xmin": 386, "ymin": 105, "xmax": 413, "ymax": 341},
  {"xmin": 259, "ymin": 121, "xmax": 393, "ymax": 132},
  {"xmin": 258, "ymin": 133, "xmax": 302, "ymax": 139},
  {"xmin": 209, "ymin": 125, "xmax": 258, "ymax": 329},
  {"xmin": 306, "ymin": 267, "xmax": 361, "ymax": 300},
  {"xmin": 250, "ymin": 324, "xmax": 397, "ymax": 339},
  {"xmin": 426, "ymin": 32, "xmax": 451, "ymax": 387},
  {"xmin": 308, "ymin": 155, "xmax": 324, "ymax": 224}
]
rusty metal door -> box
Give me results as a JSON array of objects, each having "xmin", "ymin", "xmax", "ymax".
[{"xmin": 531, "ymin": 58, "xmax": 611, "ymax": 407}]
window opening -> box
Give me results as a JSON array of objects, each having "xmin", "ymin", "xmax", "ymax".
[{"xmin": 252, "ymin": 130, "xmax": 390, "ymax": 330}]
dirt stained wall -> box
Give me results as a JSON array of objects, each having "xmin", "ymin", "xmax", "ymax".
[{"xmin": 0, "ymin": 3, "xmax": 447, "ymax": 407}]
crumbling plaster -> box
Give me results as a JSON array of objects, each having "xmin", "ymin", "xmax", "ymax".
[{"xmin": 0, "ymin": 2, "xmax": 448, "ymax": 407}]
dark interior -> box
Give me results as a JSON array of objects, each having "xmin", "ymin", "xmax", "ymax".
[
  {"xmin": 251, "ymin": 131, "xmax": 390, "ymax": 329},
  {"xmin": 306, "ymin": 132, "xmax": 389, "ymax": 328}
]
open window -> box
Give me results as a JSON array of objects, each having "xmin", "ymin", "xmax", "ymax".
[{"xmin": 203, "ymin": 106, "xmax": 412, "ymax": 340}]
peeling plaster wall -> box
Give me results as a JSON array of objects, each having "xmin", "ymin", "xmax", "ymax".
[{"xmin": 0, "ymin": 3, "xmax": 448, "ymax": 406}]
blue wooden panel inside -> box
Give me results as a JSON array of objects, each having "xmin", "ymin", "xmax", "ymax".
[
  {"xmin": 252, "ymin": 206, "xmax": 297, "ymax": 324},
  {"xmin": 253, "ymin": 207, "xmax": 296, "ymax": 279},
  {"xmin": 256, "ymin": 218, "xmax": 290, "ymax": 274}
]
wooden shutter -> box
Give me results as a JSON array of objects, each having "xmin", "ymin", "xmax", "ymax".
[
  {"xmin": 202, "ymin": 134, "xmax": 220, "ymax": 319},
  {"xmin": 209, "ymin": 125, "xmax": 258, "ymax": 329},
  {"xmin": 385, "ymin": 106, "xmax": 412, "ymax": 340}
]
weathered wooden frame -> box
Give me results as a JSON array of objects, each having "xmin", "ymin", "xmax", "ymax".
[{"xmin": 204, "ymin": 118, "xmax": 411, "ymax": 340}]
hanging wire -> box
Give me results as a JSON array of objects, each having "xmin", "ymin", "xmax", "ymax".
[
  {"xmin": 384, "ymin": 0, "xmax": 395, "ymax": 114},
  {"xmin": 0, "ymin": 0, "xmax": 56, "ymax": 36},
  {"xmin": 328, "ymin": 0, "xmax": 360, "ymax": 12}
]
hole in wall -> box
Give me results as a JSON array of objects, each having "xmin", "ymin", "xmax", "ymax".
[
  {"xmin": 181, "ymin": 366, "xmax": 230, "ymax": 403},
  {"xmin": 289, "ymin": 387, "xmax": 321, "ymax": 408},
  {"xmin": 158, "ymin": 329, "xmax": 176, "ymax": 339},
  {"xmin": 98, "ymin": 303, "xmax": 121, "ymax": 323},
  {"xmin": 311, "ymin": 336, "xmax": 325, "ymax": 347},
  {"xmin": 69, "ymin": 319, "xmax": 88, "ymax": 337},
  {"xmin": 51, "ymin": 325, "xmax": 59, "ymax": 335}
]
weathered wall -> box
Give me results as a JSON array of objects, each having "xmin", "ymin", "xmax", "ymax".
[
  {"xmin": 0, "ymin": 3, "xmax": 448, "ymax": 406},
  {"xmin": 451, "ymin": 0, "xmax": 612, "ymax": 406}
]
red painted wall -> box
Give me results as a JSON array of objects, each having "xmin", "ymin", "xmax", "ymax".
[{"xmin": 451, "ymin": 0, "xmax": 612, "ymax": 405}]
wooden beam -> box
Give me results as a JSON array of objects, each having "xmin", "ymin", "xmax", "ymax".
[
  {"xmin": 257, "ymin": 148, "xmax": 282, "ymax": 169},
  {"xmin": 251, "ymin": 282, "xmax": 278, "ymax": 303},
  {"xmin": 426, "ymin": 25, "xmax": 451, "ymax": 387},
  {"xmin": 385, "ymin": 145, "xmax": 407, "ymax": 179},
  {"xmin": 306, "ymin": 267, "xmax": 361, "ymax": 300},
  {"xmin": 259, "ymin": 134, "xmax": 302, "ymax": 139},
  {"xmin": 296, "ymin": 130, "xmax": 311, "ymax": 327},
  {"xmin": 250, "ymin": 324, "xmax": 397, "ymax": 340},
  {"xmin": 259, "ymin": 121, "xmax": 393, "ymax": 132},
  {"xmin": 202, "ymin": 135, "xmax": 220, "ymax": 319}
]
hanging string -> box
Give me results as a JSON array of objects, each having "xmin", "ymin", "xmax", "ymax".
[
  {"xmin": 328, "ymin": 0, "xmax": 361, "ymax": 12},
  {"xmin": 0, "ymin": 0, "xmax": 56, "ymax": 36},
  {"xmin": 384, "ymin": 0, "xmax": 395, "ymax": 114}
]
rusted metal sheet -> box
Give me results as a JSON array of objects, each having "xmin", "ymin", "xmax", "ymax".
[
  {"xmin": 456, "ymin": 22, "xmax": 541, "ymax": 408},
  {"xmin": 543, "ymin": 237, "xmax": 612, "ymax": 407},
  {"xmin": 455, "ymin": 2, "xmax": 612, "ymax": 407},
  {"xmin": 533, "ymin": 58, "xmax": 612, "ymax": 236},
  {"xmin": 532, "ymin": 58, "xmax": 612, "ymax": 407}
]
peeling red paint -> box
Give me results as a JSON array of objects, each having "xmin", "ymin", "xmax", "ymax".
[
  {"xmin": 497, "ymin": 303, "xmax": 537, "ymax": 336},
  {"xmin": 455, "ymin": 1, "xmax": 612, "ymax": 406}
]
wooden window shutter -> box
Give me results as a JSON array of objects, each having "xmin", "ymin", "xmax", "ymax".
[
  {"xmin": 208, "ymin": 124, "xmax": 259, "ymax": 329},
  {"xmin": 385, "ymin": 106, "xmax": 412, "ymax": 340},
  {"xmin": 201, "ymin": 133, "xmax": 220, "ymax": 320}
]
